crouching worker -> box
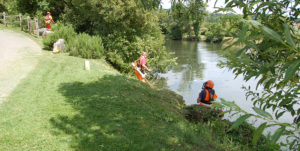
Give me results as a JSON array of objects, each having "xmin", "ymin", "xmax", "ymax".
[
  {"xmin": 133, "ymin": 52, "xmax": 152, "ymax": 82},
  {"xmin": 197, "ymin": 80, "xmax": 217, "ymax": 107},
  {"xmin": 197, "ymin": 80, "xmax": 224, "ymax": 117}
]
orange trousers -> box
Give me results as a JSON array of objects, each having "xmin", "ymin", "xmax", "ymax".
[
  {"xmin": 46, "ymin": 23, "xmax": 52, "ymax": 31},
  {"xmin": 135, "ymin": 70, "xmax": 146, "ymax": 82}
]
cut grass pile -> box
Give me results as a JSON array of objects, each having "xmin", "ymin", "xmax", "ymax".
[{"xmin": 0, "ymin": 53, "xmax": 223, "ymax": 150}]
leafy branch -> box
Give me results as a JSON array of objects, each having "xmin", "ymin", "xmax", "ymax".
[{"xmin": 220, "ymin": 98, "xmax": 300, "ymax": 150}]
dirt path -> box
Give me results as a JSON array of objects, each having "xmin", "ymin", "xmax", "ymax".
[{"xmin": 0, "ymin": 30, "xmax": 41, "ymax": 103}]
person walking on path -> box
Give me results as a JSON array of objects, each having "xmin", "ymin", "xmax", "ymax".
[
  {"xmin": 45, "ymin": 11, "xmax": 55, "ymax": 31},
  {"xmin": 197, "ymin": 80, "xmax": 218, "ymax": 108},
  {"xmin": 133, "ymin": 52, "xmax": 152, "ymax": 82}
]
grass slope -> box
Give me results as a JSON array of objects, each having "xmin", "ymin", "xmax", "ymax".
[{"xmin": 0, "ymin": 53, "xmax": 221, "ymax": 151}]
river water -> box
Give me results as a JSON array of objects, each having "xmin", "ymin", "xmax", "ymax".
[{"xmin": 158, "ymin": 40, "xmax": 293, "ymax": 124}]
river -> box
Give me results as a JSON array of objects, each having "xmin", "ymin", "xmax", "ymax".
[{"xmin": 158, "ymin": 40, "xmax": 293, "ymax": 125}]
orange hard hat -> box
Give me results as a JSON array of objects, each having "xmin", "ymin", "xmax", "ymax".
[{"xmin": 205, "ymin": 80, "xmax": 214, "ymax": 89}]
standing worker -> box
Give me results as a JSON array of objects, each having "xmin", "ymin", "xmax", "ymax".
[
  {"xmin": 45, "ymin": 11, "xmax": 55, "ymax": 31},
  {"xmin": 133, "ymin": 52, "xmax": 152, "ymax": 82},
  {"xmin": 197, "ymin": 80, "xmax": 218, "ymax": 107}
]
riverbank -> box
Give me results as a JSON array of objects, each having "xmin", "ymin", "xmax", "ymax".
[
  {"xmin": 0, "ymin": 28, "xmax": 278, "ymax": 150},
  {"xmin": 0, "ymin": 52, "xmax": 213, "ymax": 150}
]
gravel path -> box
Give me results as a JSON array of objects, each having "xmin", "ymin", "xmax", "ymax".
[{"xmin": 0, "ymin": 30, "xmax": 41, "ymax": 103}]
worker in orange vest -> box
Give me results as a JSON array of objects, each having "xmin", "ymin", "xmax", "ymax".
[
  {"xmin": 45, "ymin": 11, "xmax": 55, "ymax": 31},
  {"xmin": 197, "ymin": 80, "xmax": 224, "ymax": 117},
  {"xmin": 133, "ymin": 52, "xmax": 152, "ymax": 82},
  {"xmin": 197, "ymin": 80, "xmax": 218, "ymax": 108}
]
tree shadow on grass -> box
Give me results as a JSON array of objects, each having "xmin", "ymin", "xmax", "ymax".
[{"xmin": 50, "ymin": 75, "xmax": 203, "ymax": 151}]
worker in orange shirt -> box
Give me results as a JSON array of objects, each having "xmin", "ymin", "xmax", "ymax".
[{"xmin": 45, "ymin": 11, "xmax": 55, "ymax": 31}]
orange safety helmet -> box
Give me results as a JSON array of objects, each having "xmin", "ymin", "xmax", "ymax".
[{"xmin": 205, "ymin": 80, "xmax": 214, "ymax": 89}]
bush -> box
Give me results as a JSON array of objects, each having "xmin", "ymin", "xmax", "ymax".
[
  {"xmin": 62, "ymin": 0, "xmax": 176, "ymax": 73},
  {"xmin": 169, "ymin": 23, "xmax": 183, "ymax": 40},
  {"xmin": 42, "ymin": 22, "xmax": 76, "ymax": 50},
  {"xmin": 205, "ymin": 23, "xmax": 225, "ymax": 43},
  {"xmin": 184, "ymin": 105, "xmax": 280, "ymax": 150},
  {"xmin": 68, "ymin": 33, "xmax": 104, "ymax": 59}
]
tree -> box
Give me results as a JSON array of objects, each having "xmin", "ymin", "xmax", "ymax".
[
  {"xmin": 167, "ymin": 0, "xmax": 207, "ymax": 40},
  {"xmin": 187, "ymin": 0, "xmax": 206, "ymax": 39},
  {"xmin": 1, "ymin": 0, "xmax": 66, "ymax": 18},
  {"xmin": 63, "ymin": 0, "xmax": 175, "ymax": 73},
  {"xmin": 220, "ymin": 0, "xmax": 300, "ymax": 149}
]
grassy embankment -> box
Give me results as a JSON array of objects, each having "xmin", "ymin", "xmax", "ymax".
[
  {"xmin": 0, "ymin": 25, "xmax": 277, "ymax": 150},
  {"xmin": 0, "ymin": 46, "xmax": 225, "ymax": 150}
]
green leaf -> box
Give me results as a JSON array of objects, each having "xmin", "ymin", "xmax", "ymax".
[
  {"xmin": 253, "ymin": 107, "xmax": 273, "ymax": 120},
  {"xmin": 246, "ymin": 20, "xmax": 261, "ymax": 27},
  {"xmin": 276, "ymin": 111, "xmax": 285, "ymax": 120},
  {"xmin": 260, "ymin": 25, "xmax": 283, "ymax": 43},
  {"xmin": 239, "ymin": 24, "xmax": 249, "ymax": 42},
  {"xmin": 252, "ymin": 122, "xmax": 267, "ymax": 145},
  {"xmin": 284, "ymin": 59, "xmax": 300, "ymax": 81},
  {"xmin": 279, "ymin": 99, "xmax": 292, "ymax": 107},
  {"xmin": 223, "ymin": 39, "xmax": 240, "ymax": 50},
  {"xmin": 289, "ymin": 140, "xmax": 297, "ymax": 150},
  {"xmin": 228, "ymin": 114, "xmax": 252, "ymax": 131},
  {"xmin": 220, "ymin": 98, "xmax": 241, "ymax": 111},
  {"xmin": 283, "ymin": 23, "xmax": 296, "ymax": 49},
  {"xmin": 235, "ymin": 46, "xmax": 247, "ymax": 57},
  {"xmin": 271, "ymin": 127, "xmax": 285, "ymax": 144},
  {"xmin": 264, "ymin": 78, "xmax": 275, "ymax": 89}
]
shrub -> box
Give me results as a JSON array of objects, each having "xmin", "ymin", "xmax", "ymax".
[
  {"xmin": 205, "ymin": 23, "xmax": 225, "ymax": 43},
  {"xmin": 62, "ymin": 0, "xmax": 176, "ymax": 73},
  {"xmin": 68, "ymin": 33, "xmax": 104, "ymax": 59},
  {"xmin": 169, "ymin": 23, "xmax": 183, "ymax": 40},
  {"xmin": 42, "ymin": 22, "xmax": 76, "ymax": 50}
]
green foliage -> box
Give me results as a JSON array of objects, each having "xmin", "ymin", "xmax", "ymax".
[
  {"xmin": 2, "ymin": 0, "xmax": 65, "ymax": 18},
  {"xmin": 184, "ymin": 104, "xmax": 280, "ymax": 150},
  {"xmin": 157, "ymin": 9, "xmax": 170, "ymax": 34},
  {"xmin": 169, "ymin": 23, "xmax": 183, "ymax": 40},
  {"xmin": 42, "ymin": 22, "xmax": 76, "ymax": 50},
  {"xmin": 220, "ymin": 13, "xmax": 243, "ymax": 37},
  {"xmin": 205, "ymin": 22, "xmax": 226, "ymax": 43},
  {"xmin": 62, "ymin": 0, "xmax": 175, "ymax": 73},
  {"xmin": 252, "ymin": 122, "xmax": 267, "ymax": 145},
  {"xmin": 252, "ymin": 107, "xmax": 273, "ymax": 120},
  {"xmin": 68, "ymin": 33, "xmax": 104, "ymax": 59},
  {"xmin": 228, "ymin": 114, "xmax": 252, "ymax": 132},
  {"xmin": 220, "ymin": 98, "xmax": 300, "ymax": 150},
  {"xmin": 188, "ymin": 0, "xmax": 206, "ymax": 39},
  {"xmin": 220, "ymin": 6, "xmax": 300, "ymax": 149},
  {"xmin": 222, "ymin": 1, "xmax": 300, "ymax": 128},
  {"xmin": 160, "ymin": 0, "xmax": 207, "ymax": 40},
  {"xmin": 0, "ymin": 2, "xmax": 6, "ymax": 12}
]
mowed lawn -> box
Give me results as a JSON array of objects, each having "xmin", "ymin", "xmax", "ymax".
[{"xmin": 0, "ymin": 53, "xmax": 220, "ymax": 151}]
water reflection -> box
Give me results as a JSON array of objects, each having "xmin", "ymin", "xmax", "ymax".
[
  {"xmin": 159, "ymin": 40, "xmax": 294, "ymax": 142},
  {"xmin": 163, "ymin": 40, "xmax": 205, "ymax": 94},
  {"xmin": 159, "ymin": 40, "xmax": 257, "ymax": 109}
]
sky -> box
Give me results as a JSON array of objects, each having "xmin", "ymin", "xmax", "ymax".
[{"xmin": 161, "ymin": 0, "xmax": 242, "ymax": 14}]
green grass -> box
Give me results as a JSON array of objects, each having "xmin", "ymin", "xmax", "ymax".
[{"xmin": 0, "ymin": 52, "xmax": 225, "ymax": 151}]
